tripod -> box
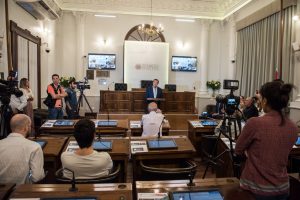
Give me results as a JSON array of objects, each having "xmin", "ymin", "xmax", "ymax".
[
  {"xmin": 0, "ymin": 103, "xmax": 13, "ymax": 139},
  {"xmin": 202, "ymin": 114, "xmax": 243, "ymax": 179},
  {"xmin": 76, "ymin": 89, "xmax": 93, "ymax": 115}
]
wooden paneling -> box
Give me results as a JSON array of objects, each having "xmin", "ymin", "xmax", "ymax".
[{"xmin": 100, "ymin": 90, "xmax": 195, "ymax": 113}]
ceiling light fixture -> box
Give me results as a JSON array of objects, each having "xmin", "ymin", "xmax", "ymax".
[
  {"xmin": 94, "ymin": 14, "xmax": 116, "ymax": 18},
  {"xmin": 138, "ymin": 0, "xmax": 163, "ymax": 37},
  {"xmin": 175, "ymin": 18, "xmax": 195, "ymax": 23}
]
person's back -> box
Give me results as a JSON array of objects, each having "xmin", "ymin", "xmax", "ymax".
[
  {"xmin": 142, "ymin": 102, "xmax": 164, "ymax": 137},
  {"xmin": 61, "ymin": 119, "xmax": 113, "ymax": 179},
  {"xmin": 236, "ymin": 81, "xmax": 297, "ymax": 199},
  {"xmin": 61, "ymin": 150, "xmax": 112, "ymax": 179},
  {"xmin": 0, "ymin": 114, "xmax": 44, "ymax": 184}
]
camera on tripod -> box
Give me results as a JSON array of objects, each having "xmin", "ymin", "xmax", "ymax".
[
  {"xmin": 0, "ymin": 71, "xmax": 23, "ymax": 105},
  {"xmin": 75, "ymin": 77, "xmax": 90, "ymax": 91},
  {"xmin": 216, "ymin": 80, "xmax": 240, "ymax": 116}
]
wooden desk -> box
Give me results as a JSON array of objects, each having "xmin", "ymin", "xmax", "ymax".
[
  {"xmin": 188, "ymin": 120, "xmax": 216, "ymax": 152},
  {"xmin": 39, "ymin": 119, "xmax": 129, "ymax": 137},
  {"xmin": 100, "ymin": 90, "xmax": 195, "ymax": 113},
  {"xmin": 136, "ymin": 178, "xmax": 255, "ymax": 200},
  {"xmin": 63, "ymin": 137, "xmax": 130, "ymax": 182},
  {"xmin": 30, "ymin": 136, "xmax": 69, "ymax": 183},
  {"xmin": 130, "ymin": 136, "xmax": 196, "ymax": 181},
  {"xmin": 10, "ymin": 183, "xmax": 132, "ymax": 200},
  {"xmin": 130, "ymin": 120, "xmax": 171, "ymax": 136},
  {"xmin": 0, "ymin": 184, "xmax": 15, "ymax": 200}
]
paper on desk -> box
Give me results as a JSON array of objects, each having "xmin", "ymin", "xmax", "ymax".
[
  {"xmin": 137, "ymin": 193, "xmax": 169, "ymax": 200},
  {"xmin": 130, "ymin": 121, "xmax": 141, "ymax": 128},
  {"xmin": 131, "ymin": 140, "xmax": 148, "ymax": 153},
  {"xmin": 190, "ymin": 121, "xmax": 203, "ymax": 128},
  {"xmin": 66, "ymin": 141, "xmax": 79, "ymax": 152},
  {"xmin": 41, "ymin": 120, "xmax": 56, "ymax": 127}
]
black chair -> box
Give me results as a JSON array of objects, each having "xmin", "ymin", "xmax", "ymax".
[
  {"xmin": 55, "ymin": 163, "xmax": 121, "ymax": 183},
  {"xmin": 201, "ymin": 134, "xmax": 220, "ymax": 179},
  {"xmin": 141, "ymin": 80, "xmax": 153, "ymax": 88},
  {"xmin": 165, "ymin": 84, "xmax": 176, "ymax": 92},
  {"xmin": 114, "ymin": 83, "xmax": 127, "ymax": 91},
  {"xmin": 140, "ymin": 159, "xmax": 197, "ymax": 181}
]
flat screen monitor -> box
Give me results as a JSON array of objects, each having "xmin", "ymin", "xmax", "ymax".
[
  {"xmin": 147, "ymin": 139, "xmax": 178, "ymax": 150},
  {"xmin": 171, "ymin": 190, "xmax": 223, "ymax": 200},
  {"xmin": 201, "ymin": 120, "xmax": 218, "ymax": 126},
  {"xmin": 97, "ymin": 120, "xmax": 118, "ymax": 127},
  {"xmin": 227, "ymin": 98, "xmax": 236, "ymax": 105},
  {"xmin": 295, "ymin": 136, "xmax": 300, "ymax": 146},
  {"xmin": 88, "ymin": 53, "xmax": 116, "ymax": 70},
  {"xmin": 53, "ymin": 120, "xmax": 75, "ymax": 127},
  {"xmin": 35, "ymin": 140, "xmax": 47, "ymax": 149},
  {"xmin": 93, "ymin": 141, "xmax": 112, "ymax": 151},
  {"xmin": 171, "ymin": 56, "xmax": 197, "ymax": 72},
  {"xmin": 42, "ymin": 198, "xmax": 98, "ymax": 200}
]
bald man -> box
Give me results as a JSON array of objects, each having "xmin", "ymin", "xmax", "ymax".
[
  {"xmin": 141, "ymin": 102, "xmax": 165, "ymax": 137},
  {"xmin": 0, "ymin": 114, "xmax": 45, "ymax": 184}
]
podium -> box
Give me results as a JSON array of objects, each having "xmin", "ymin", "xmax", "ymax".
[{"xmin": 146, "ymin": 98, "xmax": 165, "ymax": 109}]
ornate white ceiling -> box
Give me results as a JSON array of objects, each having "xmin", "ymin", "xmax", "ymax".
[{"xmin": 54, "ymin": 0, "xmax": 252, "ymax": 20}]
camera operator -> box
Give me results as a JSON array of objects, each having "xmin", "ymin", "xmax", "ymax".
[
  {"xmin": 7, "ymin": 74, "xmax": 27, "ymax": 114},
  {"xmin": 65, "ymin": 78, "xmax": 78, "ymax": 119}
]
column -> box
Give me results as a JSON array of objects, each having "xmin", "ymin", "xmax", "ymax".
[
  {"xmin": 199, "ymin": 20, "xmax": 211, "ymax": 97},
  {"xmin": 227, "ymin": 16, "xmax": 236, "ymax": 80},
  {"xmin": 74, "ymin": 11, "xmax": 86, "ymax": 79}
]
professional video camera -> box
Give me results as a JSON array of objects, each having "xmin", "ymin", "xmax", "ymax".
[
  {"xmin": 0, "ymin": 71, "xmax": 23, "ymax": 105},
  {"xmin": 215, "ymin": 80, "xmax": 240, "ymax": 116},
  {"xmin": 75, "ymin": 77, "xmax": 90, "ymax": 91}
]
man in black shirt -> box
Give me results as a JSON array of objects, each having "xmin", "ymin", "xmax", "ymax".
[{"xmin": 242, "ymin": 97, "xmax": 259, "ymax": 120}]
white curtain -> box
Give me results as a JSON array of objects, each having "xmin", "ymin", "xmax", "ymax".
[
  {"xmin": 17, "ymin": 36, "xmax": 28, "ymax": 80},
  {"xmin": 29, "ymin": 41, "xmax": 38, "ymax": 109}
]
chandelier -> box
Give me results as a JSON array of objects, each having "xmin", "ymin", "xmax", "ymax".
[{"xmin": 138, "ymin": 0, "xmax": 164, "ymax": 37}]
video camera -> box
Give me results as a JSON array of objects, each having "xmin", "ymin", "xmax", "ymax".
[
  {"xmin": 0, "ymin": 71, "xmax": 23, "ymax": 105},
  {"xmin": 216, "ymin": 80, "xmax": 240, "ymax": 116},
  {"xmin": 75, "ymin": 77, "xmax": 90, "ymax": 91}
]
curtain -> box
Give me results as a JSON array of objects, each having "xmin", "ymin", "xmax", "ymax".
[
  {"xmin": 29, "ymin": 41, "xmax": 38, "ymax": 109},
  {"xmin": 17, "ymin": 36, "xmax": 28, "ymax": 81},
  {"xmin": 236, "ymin": 6, "xmax": 295, "ymax": 97}
]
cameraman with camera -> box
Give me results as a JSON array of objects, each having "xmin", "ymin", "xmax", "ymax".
[
  {"xmin": 65, "ymin": 78, "xmax": 78, "ymax": 119},
  {"xmin": 44, "ymin": 74, "xmax": 67, "ymax": 119}
]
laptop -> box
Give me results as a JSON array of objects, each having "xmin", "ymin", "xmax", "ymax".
[
  {"xmin": 53, "ymin": 120, "xmax": 75, "ymax": 127},
  {"xmin": 97, "ymin": 120, "xmax": 118, "ymax": 127},
  {"xmin": 93, "ymin": 140, "xmax": 113, "ymax": 151},
  {"xmin": 147, "ymin": 139, "xmax": 178, "ymax": 150},
  {"xmin": 35, "ymin": 140, "xmax": 47, "ymax": 149},
  {"xmin": 295, "ymin": 136, "xmax": 300, "ymax": 146},
  {"xmin": 171, "ymin": 189, "xmax": 223, "ymax": 200}
]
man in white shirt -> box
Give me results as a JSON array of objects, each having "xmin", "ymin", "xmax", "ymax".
[
  {"xmin": 61, "ymin": 119, "xmax": 113, "ymax": 179},
  {"xmin": 9, "ymin": 93, "xmax": 27, "ymax": 113},
  {"xmin": 0, "ymin": 114, "xmax": 45, "ymax": 184},
  {"xmin": 142, "ymin": 102, "xmax": 165, "ymax": 137}
]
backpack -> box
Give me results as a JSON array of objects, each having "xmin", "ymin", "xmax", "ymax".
[{"xmin": 43, "ymin": 84, "xmax": 61, "ymax": 108}]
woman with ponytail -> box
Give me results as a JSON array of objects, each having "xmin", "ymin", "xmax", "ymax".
[{"xmin": 235, "ymin": 81, "xmax": 298, "ymax": 200}]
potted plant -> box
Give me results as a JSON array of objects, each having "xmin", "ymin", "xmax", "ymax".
[
  {"xmin": 59, "ymin": 76, "xmax": 75, "ymax": 88},
  {"xmin": 206, "ymin": 80, "xmax": 221, "ymax": 97}
]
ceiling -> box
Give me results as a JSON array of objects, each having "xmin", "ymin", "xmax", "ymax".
[{"xmin": 54, "ymin": 0, "xmax": 252, "ymax": 20}]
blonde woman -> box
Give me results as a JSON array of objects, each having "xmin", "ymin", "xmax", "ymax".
[{"xmin": 19, "ymin": 78, "xmax": 35, "ymax": 135}]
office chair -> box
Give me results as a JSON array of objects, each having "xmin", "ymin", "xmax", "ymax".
[
  {"xmin": 165, "ymin": 84, "xmax": 176, "ymax": 92},
  {"xmin": 140, "ymin": 159, "xmax": 197, "ymax": 181},
  {"xmin": 141, "ymin": 80, "xmax": 153, "ymax": 88},
  {"xmin": 55, "ymin": 163, "xmax": 121, "ymax": 183},
  {"xmin": 114, "ymin": 83, "xmax": 127, "ymax": 91}
]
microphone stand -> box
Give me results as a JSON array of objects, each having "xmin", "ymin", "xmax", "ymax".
[
  {"xmin": 157, "ymin": 117, "xmax": 165, "ymax": 139},
  {"xmin": 63, "ymin": 168, "xmax": 78, "ymax": 192},
  {"xmin": 107, "ymin": 81, "xmax": 114, "ymax": 91}
]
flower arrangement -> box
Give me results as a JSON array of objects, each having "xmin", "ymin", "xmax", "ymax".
[
  {"xmin": 206, "ymin": 80, "xmax": 221, "ymax": 90},
  {"xmin": 59, "ymin": 76, "xmax": 75, "ymax": 88}
]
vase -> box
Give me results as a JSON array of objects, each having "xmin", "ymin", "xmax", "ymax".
[{"xmin": 212, "ymin": 90, "xmax": 216, "ymax": 97}]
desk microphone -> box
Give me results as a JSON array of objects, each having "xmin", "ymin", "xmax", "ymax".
[
  {"xmin": 157, "ymin": 116, "xmax": 165, "ymax": 139},
  {"xmin": 107, "ymin": 81, "xmax": 114, "ymax": 91},
  {"xmin": 63, "ymin": 168, "xmax": 78, "ymax": 192}
]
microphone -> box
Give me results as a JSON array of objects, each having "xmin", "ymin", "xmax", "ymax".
[
  {"xmin": 63, "ymin": 168, "xmax": 78, "ymax": 192},
  {"xmin": 157, "ymin": 116, "xmax": 165, "ymax": 139},
  {"xmin": 107, "ymin": 81, "xmax": 114, "ymax": 91}
]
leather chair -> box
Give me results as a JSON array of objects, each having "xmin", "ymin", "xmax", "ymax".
[
  {"xmin": 55, "ymin": 163, "xmax": 121, "ymax": 183},
  {"xmin": 139, "ymin": 159, "xmax": 197, "ymax": 181},
  {"xmin": 165, "ymin": 84, "xmax": 176, "ymax": 92},
  {"xmin": 114, "ymin": 83, "xmax": 127, "ymax": 91},
  {"xmin": 141, "ymin": 80, "xmax": 153, "ymax": 88}
]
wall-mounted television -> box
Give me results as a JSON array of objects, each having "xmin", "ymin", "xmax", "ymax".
[
  {"xmin": 88, "ymin": 53, "xmax": 116, "ymax": 70},
  {"xmin": 171, "ymin": 56, "xmax": 197, "ymax": 72}
]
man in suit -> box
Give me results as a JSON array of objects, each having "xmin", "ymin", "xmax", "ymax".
[{"xmin": 146, "ymin": 79, "xmax": 163, "ymax": 108}]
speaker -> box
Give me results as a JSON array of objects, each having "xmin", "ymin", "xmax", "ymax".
[
  {"xmin": 165, "ymin": 84, "xmax": 176, "ymax": 92},
  {"xmin": 114, "ymin": 83, "xmax": 127, "ymax": 91}
]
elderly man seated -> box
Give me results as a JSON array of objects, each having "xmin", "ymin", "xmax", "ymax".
[{"xmin": 142, "ymin": 102, "xmax": 165, "ymax": 137}]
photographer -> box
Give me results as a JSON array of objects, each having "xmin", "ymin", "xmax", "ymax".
[{"xmin": 65, "ymin": 78, "xmax": 78, "ymax": 119}]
